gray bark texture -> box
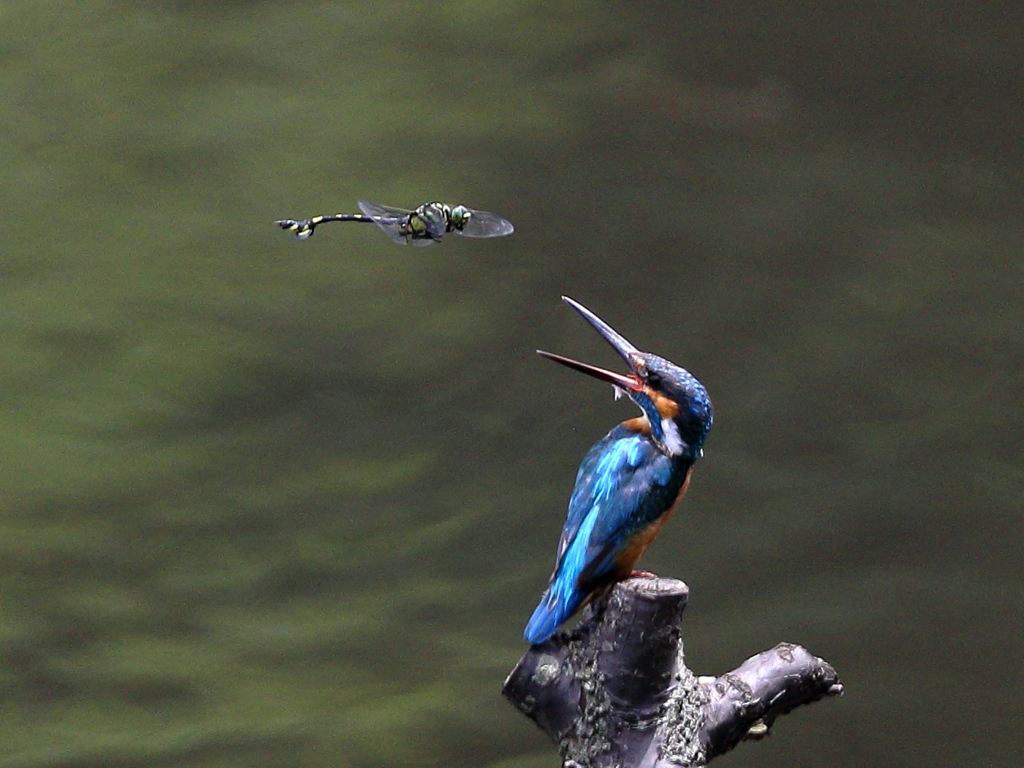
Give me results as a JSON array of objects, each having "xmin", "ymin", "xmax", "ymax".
[{"xmin": 502, "ymin": 576, "xmax": 842, "ymax": 768}]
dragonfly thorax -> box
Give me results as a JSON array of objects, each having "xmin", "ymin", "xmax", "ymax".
[{"xmin": 406, "ymin": 203, "xmax": 449, "ymax": 239}]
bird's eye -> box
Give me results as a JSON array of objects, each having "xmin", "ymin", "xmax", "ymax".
[{"xmin": 646, "ymin": 370, "xmax": 661, "ymax": 386}]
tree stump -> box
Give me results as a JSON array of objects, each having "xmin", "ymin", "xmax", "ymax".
[{"xmin": 502, "ymin": 576, "xmax": 842, "ymax": 768}]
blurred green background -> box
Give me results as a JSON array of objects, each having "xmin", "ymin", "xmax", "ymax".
[{"xmin": 1, "ymin": 1, "xmax": 1022, "ymax": 766}]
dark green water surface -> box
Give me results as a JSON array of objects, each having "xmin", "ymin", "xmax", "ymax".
[{"xmin": 1, "ymin": 2, "xmax": 1021, "ymax": 767}]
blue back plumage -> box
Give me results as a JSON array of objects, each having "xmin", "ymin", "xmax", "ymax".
[{"xmin": 524, "ymin": 425, "xmax": 691, "ymax": 644}]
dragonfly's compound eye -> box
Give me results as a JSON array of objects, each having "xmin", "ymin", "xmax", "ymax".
[{"xmin": 450, "ymin": 205, "xmax": 471, "ymax": 228}]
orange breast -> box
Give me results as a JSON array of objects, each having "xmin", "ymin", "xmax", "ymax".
[{"xmin": 613, "ymin": 467, "xmax": 693, "ymax": 577}]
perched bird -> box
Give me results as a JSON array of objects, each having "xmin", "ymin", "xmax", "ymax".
[{"xmin": 524, "ymin": 297, "xmax": 713, "ymax": 645}]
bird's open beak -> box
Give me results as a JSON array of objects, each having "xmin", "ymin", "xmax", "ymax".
[{"xmin": 536, "ymin": 297, "xmax": 645, "ymax": 392}]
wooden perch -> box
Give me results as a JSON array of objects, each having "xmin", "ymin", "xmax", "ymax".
[{"xmin": 503, "ymin": 576, "xmax": 842, "ymax": 768}]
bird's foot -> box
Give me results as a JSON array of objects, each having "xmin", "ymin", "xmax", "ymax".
[{"xmin": 629, "ymin": 570, "xmax": 657, "ymax": 579}]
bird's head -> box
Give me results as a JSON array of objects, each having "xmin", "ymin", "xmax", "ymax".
[{"xmin": 539, "ymin": 297, "xmax": 713, "ymax": 460}]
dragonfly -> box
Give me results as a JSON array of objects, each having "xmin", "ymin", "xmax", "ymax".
[{"xmin": 276, "ymin": 201, "xmax": 514, "ymax": 246}]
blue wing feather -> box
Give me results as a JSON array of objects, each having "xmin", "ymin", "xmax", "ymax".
[{"xmin": 525, "ymin": 424, "xmax": 687, "ymax": 644}]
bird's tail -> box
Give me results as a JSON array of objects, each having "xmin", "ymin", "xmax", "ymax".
[{"xmin": 523, "ymin": 585, "xmax": 582, "ymax": 645}]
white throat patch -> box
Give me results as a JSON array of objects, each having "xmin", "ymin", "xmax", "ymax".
[{"xmin": 660, "ymin": 417, "xmax": 685, "ymax": 456}]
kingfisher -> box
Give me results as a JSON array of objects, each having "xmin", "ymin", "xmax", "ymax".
[{"xmin": 524, "ymin": 297, "xmax": 713, "ymax": 645}]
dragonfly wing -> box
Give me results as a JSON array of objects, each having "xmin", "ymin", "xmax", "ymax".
[
  {"xmin": 424, "ymin": 216, "xmax": 448, "ymax": 240},
  {"xmin": 458, "ymin": 209, "xmax": 515, "ymax": 238},
  {"xmin": 358, "ymin": 200, "xmax": 414, "ymax": 245},
  {"xmin": 357, "ymin": 200, "xmax": 413, "ymax": 219},
  {"xmin": 371, "ymin": 218, "xmax": 412, "ymax": 245}
]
